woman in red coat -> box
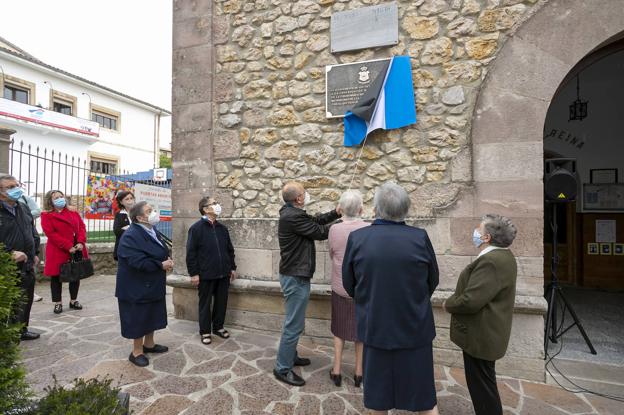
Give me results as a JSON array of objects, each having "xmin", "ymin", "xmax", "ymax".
[{"xmin": 41, "ymin": 190, "xmax": 88, "ymax": 314}]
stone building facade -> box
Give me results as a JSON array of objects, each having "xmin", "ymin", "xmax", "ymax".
[{"xmin": 171, "ymin": 0, "xmax": 624, "ymax": 382}]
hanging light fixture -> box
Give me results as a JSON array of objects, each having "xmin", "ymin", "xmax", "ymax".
[{"xmin": 569, "ymin": 75, "xmax": 588, "ymax": 121}]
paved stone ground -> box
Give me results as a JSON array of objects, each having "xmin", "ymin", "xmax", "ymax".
[{"xmin": 20, "ymin": 275, "xmax": 622, "ymax": 415}]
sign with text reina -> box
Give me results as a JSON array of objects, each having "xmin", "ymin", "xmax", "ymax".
[
  {"xmin": 134, "ymin": 183, "xmax": 172, "ymax": 221},
  {"xmin": 0, "ymin": 97, "xmax": 99, "ymax": 137}
]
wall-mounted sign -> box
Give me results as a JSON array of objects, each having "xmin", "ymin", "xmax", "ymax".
[
  {"xmin": 134, "ymin": 183, "xmax": 172, "ymax": 221},
  {"xmin": 330, "ymin": 2, "xmax": 398, "ymax": 53},
  {"xmin": 325, "ymin": 58, "xmax": 391, "ymax": 118},
  {"xmin": 0, "ymin": 97, "xmax": 99, "ymax": 138},
  {"xmin": 584, "ymin": 184, "xmax": 624, "ymax": 211},
  {"xmin": 543, "ymin": 128, "xmax": 585, "ymax": 150}
]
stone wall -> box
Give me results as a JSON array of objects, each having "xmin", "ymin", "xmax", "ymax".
[{"xmin": 172, "ymin": 0, "xmax": 554, "ymax": 381}]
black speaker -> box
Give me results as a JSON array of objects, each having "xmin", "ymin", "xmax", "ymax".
[{"xmin": 544, "ymin": 158, "xmax": 577, "ymax": 202}]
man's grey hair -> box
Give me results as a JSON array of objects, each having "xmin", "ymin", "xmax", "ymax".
[
  {"xmin": 339, "ymin": 190, "xmax": 363, "ymax": 219},
  {"xmin": 374, "ymin": 182, "xmax": 410, "ymax": 222},
  {"xmin": 0, "ymin": 174, "xmax": 17, "ymax": 185},
  {"xmin": 482, "ymin": 213, "xmax": 517, "ymax": 248},
  {"xmin": 129, "ymin": 201, "xmax": 148, "ymax": 223}
]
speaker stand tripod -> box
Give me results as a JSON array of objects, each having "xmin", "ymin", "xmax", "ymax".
[{"xmin": 544, "ymin": 203, "xmax": 597, "ymax": 357}]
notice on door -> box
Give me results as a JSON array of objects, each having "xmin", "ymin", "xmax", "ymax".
[{"xmin": 595, "ymin": 219, "xmax": 616, "ymax": 243}]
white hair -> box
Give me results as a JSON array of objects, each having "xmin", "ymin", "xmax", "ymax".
[
  {"xmin": 339, "ymin": 190, "xmax": 363, "ymax": 219},
  {"xmin": 374, "ymin": 182, "xmax": 410, "ymax": 222}
]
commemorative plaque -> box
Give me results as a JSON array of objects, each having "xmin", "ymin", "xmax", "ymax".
[
  {"xmin": 330, "ymin": 2, "xmax": 399, "ymax": 53},
  {"xmin": 325, "ymin": 58, "xmax": 391, "ymax": 118}
]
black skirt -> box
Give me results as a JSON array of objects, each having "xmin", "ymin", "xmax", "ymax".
[
  {"xmin": 118, "ymin": 298, "xmax": 167, "ymax": 339},
  {"xmin": 330, "ymin": 291, "xmax": 358, "ymax": 342},
  {"xmin": 363, "ymin": 343, "xmax": 437, "ymax": 412}
]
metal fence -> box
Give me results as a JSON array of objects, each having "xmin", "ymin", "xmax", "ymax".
[{"xmin": 8, "ymin": 139, "xmax": 172, "ymax": 242}]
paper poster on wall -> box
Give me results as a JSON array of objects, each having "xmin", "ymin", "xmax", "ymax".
[
  {"xmin": 133, "ymin": 183, "xmax": 172, "ymax": 221},
  {"xmin": 595, "ymin": 220, "xmax": 616, "ymax": 243},
  {"xmin": 85, "ymin": 174, "xmax": 133, "ymax": 219}
]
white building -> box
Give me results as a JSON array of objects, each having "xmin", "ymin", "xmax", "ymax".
[{"xmin": 0, "ymin": 36, "xmax": 171, "ymax": 179}]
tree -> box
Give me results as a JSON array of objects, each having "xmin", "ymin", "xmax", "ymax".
[{"xmin": 159, "ymin": 153, "xmax": 172, "ymax": 169}]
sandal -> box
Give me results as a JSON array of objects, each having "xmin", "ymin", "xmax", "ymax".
[
  {"xmin": 201, "ymin": 334, "xmax": 212, "ymax": 345},
  {"xmin": 214, "ymin": 329, "xmax": 230, "ymax": 339}
]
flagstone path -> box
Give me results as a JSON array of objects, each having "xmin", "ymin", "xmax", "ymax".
[{"xmin": 20, "ymin": 275, "xmax": 622, "ymax": 414}]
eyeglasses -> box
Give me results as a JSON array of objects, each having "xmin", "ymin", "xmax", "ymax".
[{"xmin": 202, "ymin": 201, "xmax": 218, "ymax": 208}]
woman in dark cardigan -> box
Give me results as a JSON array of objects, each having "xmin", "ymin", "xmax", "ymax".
[
  {"xmin": 115, "ymin": 201, "xmax": 173, "ymax": 367},
  {"xmin": 113, "ymin": 191, "xmax": 134, "ymax": 261}
]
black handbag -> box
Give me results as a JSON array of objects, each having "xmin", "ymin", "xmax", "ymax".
[{"xmin": 59, "ymin": 239, "xmax": 94, "ymax": 282}]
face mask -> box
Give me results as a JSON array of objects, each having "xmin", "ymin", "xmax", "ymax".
[
  {"xmin": 6, "ymin": 187, "xmax": 24, "ymax": 201},
  {"xmin": 212, "ymin": 203, "xmax": 222, "ymax": 216},
  {"xmin": 303, "ymin": 192, "xmax": 311, "ymax": 206},
  {"xmin": 472, "ymin": 229, "xmax": 484, "ymax": 248},
  {"xmin": 147, "ymin": 211, "xmax": 160, "ymax": 225},
  {"xmin": 53, "ymin": 197, "xmax": 66, "ymax": 209}
]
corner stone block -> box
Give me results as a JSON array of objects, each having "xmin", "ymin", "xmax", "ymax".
[
  {"xmin": 173, "ymin": 102, "xmax": 213, "ymax": 134},
  {"xmin": 173, "ymin": 131, "xmax": 212, "ymax": 163},
  {"xmin": 173, "ymin": 0, "xmax": 212, "ymax": 23},
  {"xmin": 236, "ymin": 248, "xmax": 275, "ymax": 280},
  {"xmin": 173, "ymin": 44, "xmax": 213, "ymax": 79},
  {"xmin": 485, "ymin": 35, "xmax": 570, "ymax": 103},
  {"xmin": 436, "ymin": 255, "xmax": 472, "ymax": 290},
  {"xmin": 173, "ymin": 73, "xmax": 212, "ymax": 106},
  {"xmin": 173, "ymin": 15, "xmax": 213, "ymax": 50},
  {"xmin": 412, "ymin": 218, "xmax": 451, "ymax": 255},
  {"xmin": 473, "ymin": 142, "xmax": 543, "ymax": 182},
  {"xmin": 475, "ymin": 181, "xmax": 543, "ymax": 218},
  {"xmin": 472, "ymin": 87, "xmax": 549, "ymax": 145}
]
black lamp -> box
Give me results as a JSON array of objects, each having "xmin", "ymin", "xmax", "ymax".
[{"xmin": 569, "ymin": 75, "xmax": 587, "ymax": 121}]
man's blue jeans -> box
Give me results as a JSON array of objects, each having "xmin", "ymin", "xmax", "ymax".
[{"xmin": 275, "ymin": 274, "xmax": 311, "ymax": 374}]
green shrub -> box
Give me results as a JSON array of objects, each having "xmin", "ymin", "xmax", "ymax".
[
  {"xmin": 36, "ymin": 377, "xmax": 128, "ymax": 415},
  {"xmin": 0, "ymin": 245, "xmax": 32, "ymax": 413}
]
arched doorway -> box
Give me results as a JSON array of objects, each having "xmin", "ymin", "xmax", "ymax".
[
  {"xmin": 469, "ymin": 0, "xmax": 624, "ymax": 389},
  {"xmin": 541, "ymin": 37, "xmax": 624, "ymax": 388}
]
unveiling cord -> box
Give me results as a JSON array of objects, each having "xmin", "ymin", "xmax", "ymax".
[{"xmin": 348, "ymin": 132, "xmax": 370, "ymax": 191}]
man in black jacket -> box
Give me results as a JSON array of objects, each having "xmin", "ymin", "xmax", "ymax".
[
  {"xmin": 273, "ymin": 181, "xmax": 341, "ymax": 386},
  {"xmin": 186, "ymin": 196, "xmax": 237, "ymax": 346},
  {"xmin": 0, "ymin": 174, "xmax": 40, "ymax": 340}
]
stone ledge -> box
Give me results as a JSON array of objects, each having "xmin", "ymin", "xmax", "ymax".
[{"xmin": 167, "ymin": 275, "xmax": 547, "ymax": 314}]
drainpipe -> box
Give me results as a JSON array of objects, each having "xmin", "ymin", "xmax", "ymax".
[{"xmin": 153, "ymin": 111, "xmax": 162, "ymax": 168}]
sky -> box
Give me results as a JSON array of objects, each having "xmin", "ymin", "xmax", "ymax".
[{"xmin": 2, "ymin": 0, "xmax": 172, "ymax": 110}]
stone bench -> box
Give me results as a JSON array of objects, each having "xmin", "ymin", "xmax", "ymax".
[{"xmin": 167, "ymin": 275, "xmax": 547, "ymax": 381}]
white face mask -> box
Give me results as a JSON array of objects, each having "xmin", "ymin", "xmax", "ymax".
[
  {"xmin": 147, "ymin": 211, "xmax": 160, "ymax": 225},
  {"xmin": 212, "ymin": 203, "xmax": 222, "ymax": 216},
  {"xmin": 303, "ymin": 192, "xmax": 311, "ymax": 206}
]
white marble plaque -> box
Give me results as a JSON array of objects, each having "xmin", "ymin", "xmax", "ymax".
[{"xmin": 330, "ymin": 2, "xmax": 399, "ymax": 53}]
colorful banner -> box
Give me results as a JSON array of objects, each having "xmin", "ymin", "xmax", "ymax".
[
  {"xmin": 134, "ymin": 183, "xmax": 172, "ymax": 221},
  {"xmin": 85, "ymin": 175, "xmax": 133, "ymax": 219}
]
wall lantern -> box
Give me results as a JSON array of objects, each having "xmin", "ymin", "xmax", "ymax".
[{"xmin": 569, "ymin": 75, "xmax": 588, "ymax": 121}]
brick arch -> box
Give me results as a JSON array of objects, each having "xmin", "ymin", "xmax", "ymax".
[{"xmin": 447, "ymin": 0, "xmax": 624, "ymax": 271}]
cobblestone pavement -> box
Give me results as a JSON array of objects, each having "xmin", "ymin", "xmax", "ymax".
[{"xmin": 20, "ymin": 275, "xmax": 622, "ymax": 414}]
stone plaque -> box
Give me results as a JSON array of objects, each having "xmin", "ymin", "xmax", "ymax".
[
  {"xmin": 330, "ymin": 2, "xmax": 399, "ymax": 53},
  {"xmin": 325, "ymin": 58, "xmax": 391, "ymax": 118}
]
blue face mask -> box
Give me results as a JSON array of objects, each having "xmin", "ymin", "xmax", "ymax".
[
  {"xmin": 472, "ymin": 229, "xmax": 484, "ymax": 248},
  {"xmin": 6, "ymin": 187, "xmax": 24, "ymax": 201},
  {"xmin": 53, "ymin": 197, "xmax": 66, "ymax": 209}
]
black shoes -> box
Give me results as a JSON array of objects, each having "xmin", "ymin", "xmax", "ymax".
[
  {"xmin": 293, "ymin": 356, "xmax": 311, "ymax": 366},
  {"xmin": 143, "ymin": 344, "xmax": 168, "ymax": 354},
  {"xmin": 330, "ymin": 371, "xmax": 342, "ymax": 387},
  {"xmin": 53, "ymin": 304, "xmax": 62, "ymax": 314},
  {"xmin": 129, "ymin": 353, "xmax": 149, "ymax": 367},
  {"xmin": 20, "ymin": 330, "xmax": 40, "ymax": 341},
  {"xmin": 354, "ymin": 374, "xmax": 363, "ymax": 388},
  {"xmin": 273, "ymin": 369, "xmax": 305, "ymax": 386},
  {"xmin": 69, "ymin": 301, "xmax": 83, "ymax": 310}
]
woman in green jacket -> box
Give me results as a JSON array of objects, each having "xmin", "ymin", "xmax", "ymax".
[{"xmin": 444, "ymin": 214, "xmax": 518, "ymax": 415}]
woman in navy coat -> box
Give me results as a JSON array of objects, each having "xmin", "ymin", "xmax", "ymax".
[
  {"xmin": 342, "ymin": 183, "xmax": 440, "ymax": 415},
  {"xmin": 115, "ymin": 201, "xmax": 173, "ymax": 367}
]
